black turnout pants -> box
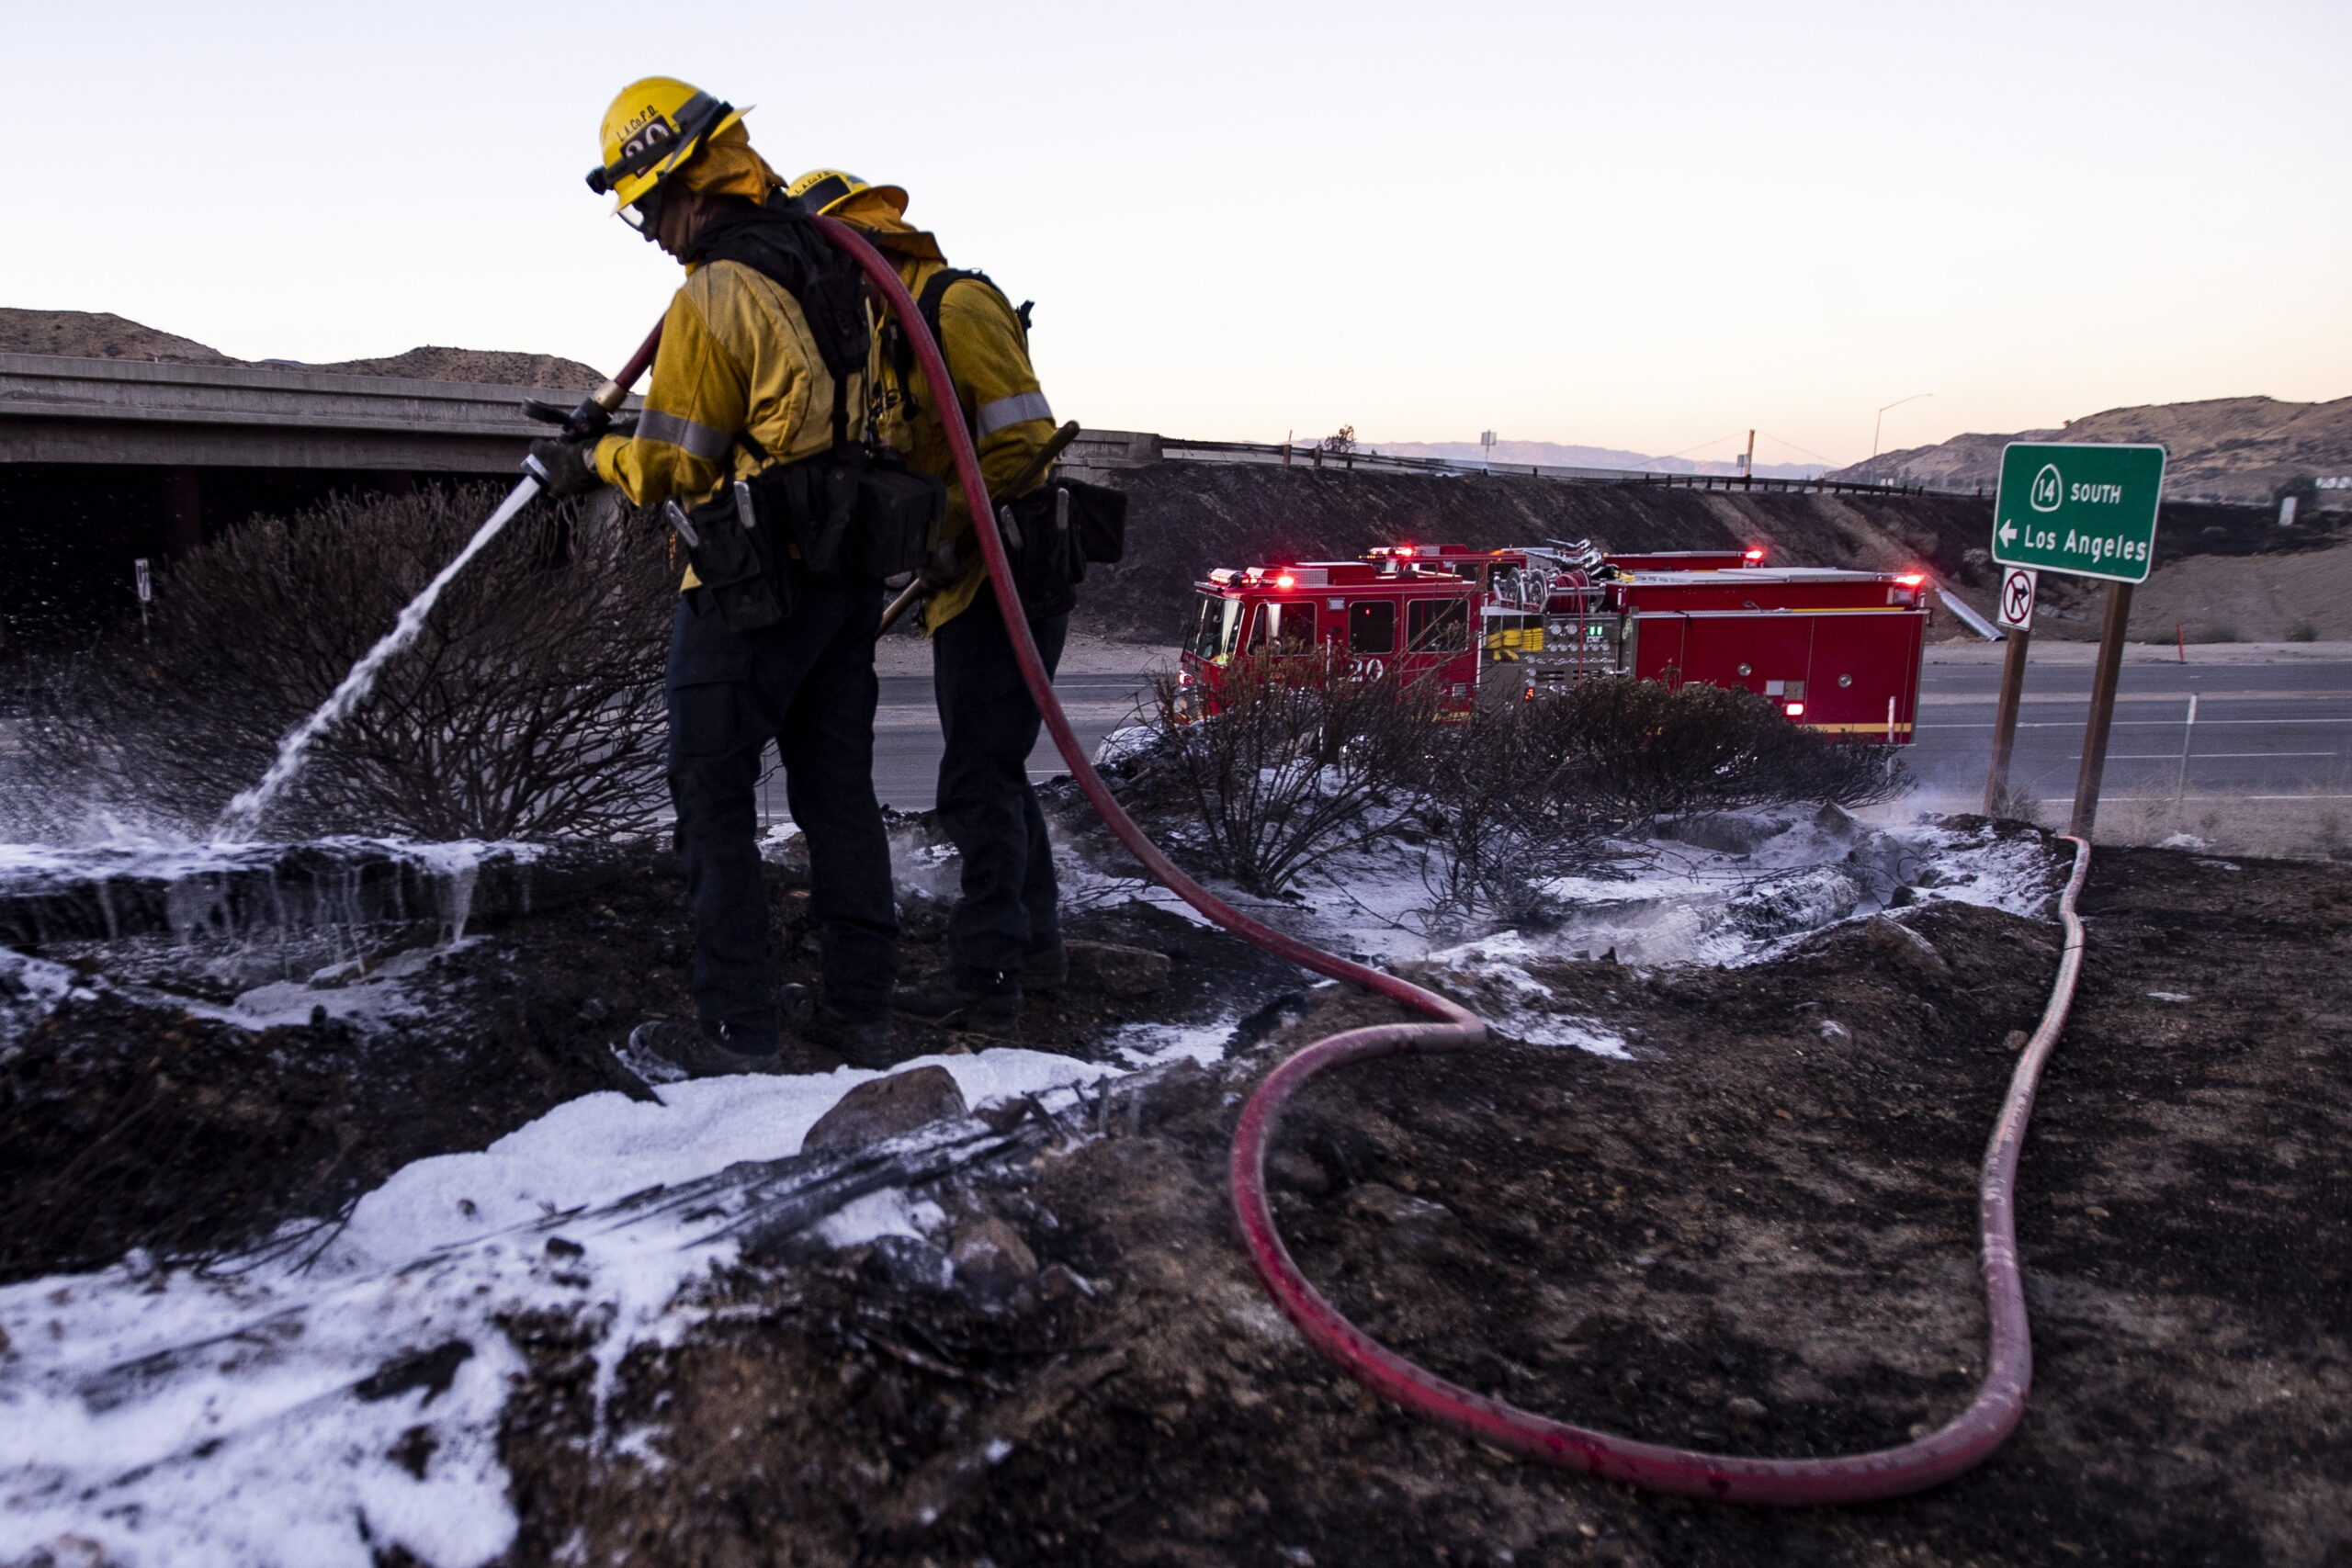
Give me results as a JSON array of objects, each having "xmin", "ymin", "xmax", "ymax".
[
  {"xmin": 667, "ymin": 581, "xmax": 899, "ymax": 1043},
  {"xmin": 933, "ymin": 585, "xmax": 1069, "ymax": 976}
]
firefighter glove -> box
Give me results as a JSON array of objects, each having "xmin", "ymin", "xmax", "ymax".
[{"xmin": 527, "ymin": 437, "xmax": 605, "ymax": 498}]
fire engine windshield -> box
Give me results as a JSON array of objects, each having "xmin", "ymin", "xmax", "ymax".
[
  {"xmin": 1246, "ymin": 601, "xmax": 1318, "ymax": 655},
  {"xmin": 1189, "ymin": 594, "xmax": 1241, "ymax": 660}
]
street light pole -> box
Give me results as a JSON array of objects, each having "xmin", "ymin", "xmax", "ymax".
[{"xmin": 1871, "ymin": 392, "xmax": 1933, "ymax": 459}]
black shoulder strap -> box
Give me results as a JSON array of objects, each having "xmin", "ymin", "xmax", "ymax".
[
  {"xmin": 690, "ymin": 199, "xmax": 870, "ymax": 387},
  {"xmin": 891, "ymin": 267, "xmax": 979, "ymax": 417},
  {"xmin": 691, "ymin": 198, "xmax": 867, "ymax": 462}
]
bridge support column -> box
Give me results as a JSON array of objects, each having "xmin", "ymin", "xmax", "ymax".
[{"xmin": 164, "ymin": 466, "xmax": 202, "ymax": 558}]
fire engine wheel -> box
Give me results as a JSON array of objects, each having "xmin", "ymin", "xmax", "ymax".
[{"xmin": 810, "ymin": 212, "xmax": 2088, "ymax": 1508}]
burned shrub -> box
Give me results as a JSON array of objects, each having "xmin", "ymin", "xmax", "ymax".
[
  {"xmin": 1534, "ymin": 677, "xmax": 1908, "ymax": 823},
  {"xmin": 1125, "ymin": 665, "xmax": 1908, "ymax": 911},
  {"xmin": 1412, "ymin": 678, "xmax": 1908, "ymax": 919},
  {"xmin": 16, "ymin": 486, "xmax": 673, "ymax": 840},
  {"xmin": 1139, "ymin": 650, "xmax": 1436, "ymax": 896}
]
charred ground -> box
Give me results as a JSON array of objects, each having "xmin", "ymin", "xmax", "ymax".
[
  {"xmin": 0, "ymin": 832, "xmax": 1296, "ymax": 1284},
  {"xmin": 469, "ymin": 836, "xmax": 2349, "ymax": 1567},
  {"xmin": 0, "ymin": 831, "xmax": 2345, "ymax": 1563}
]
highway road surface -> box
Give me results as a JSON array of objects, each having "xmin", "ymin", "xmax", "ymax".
[
  {"xmin": 754, "ymin": 671, "xmax": 1153, "ymax": 817},
  {"xmin": 770, "ymin": 652, "xmax": 2352, "ymax": 821},
  {"xmin": 1911, "ymin": 657, "xmax": 2352, "ymax": 809}
]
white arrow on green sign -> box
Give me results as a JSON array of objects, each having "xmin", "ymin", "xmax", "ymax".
[{"xmin": 1991, "ymin": 442, "xmax": 2166, "ymax": 584}]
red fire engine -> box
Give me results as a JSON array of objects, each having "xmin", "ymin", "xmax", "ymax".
[
  {"xmin": 1182, "ymin": 559, "xmax": 1486, "ymax": 716},
  {"xmin": 1181, "ymin": 541, "xmax": 1927, "ymax": 743}
]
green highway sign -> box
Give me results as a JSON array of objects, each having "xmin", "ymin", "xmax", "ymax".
[{"xmin": 1991, "ymin": 442, "xmax": 2166, "ymax": 584}]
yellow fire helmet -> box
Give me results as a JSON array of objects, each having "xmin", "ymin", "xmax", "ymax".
[
  {"xmin": 785, "ymin": 168, "xmax": 910, "ymax": 218},
  {"xmin": 586, "ymin": 77, "xmax": 748, "ymax": 215}
]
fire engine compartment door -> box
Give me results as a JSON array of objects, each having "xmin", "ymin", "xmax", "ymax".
[
  {"xmin": 1632, "ymin": 614, "xmax": 1686, "ymax": 682},
  {"xmin": 1804, "ymin": 610, "xmax": 1925, "ymax": 740},
  {"xmin": 1688, "ymin": 613, "xmax": 1815, "ymax": 698}
]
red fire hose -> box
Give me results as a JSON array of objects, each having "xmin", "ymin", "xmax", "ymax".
[
  {"xmin": 1228, "ymin": 837, "xmax": 2090, "ymax": 1504},
  {"xmin": 744, "ymin": 218, "xmax": 2087, "ymax": 1506}
]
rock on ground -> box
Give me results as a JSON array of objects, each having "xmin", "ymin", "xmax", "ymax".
[{"xmin": 803, "ymin": 1066, "xmax": 970, "ymax": 1154}]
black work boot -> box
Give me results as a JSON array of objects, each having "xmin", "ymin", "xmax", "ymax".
[
  {"xmin": 625, "ymin": 1020, "xmax": 786, "ymax": 1080},
  {"xmin": 1021, "ymin": 939, "xmax": 1069, "ymax": 995},
  {"xmin": 893, "ymin": 966, "xmax": 1021, "ymax": 1035},
  {"xmin": 783, "ymin": 985, "xmax": 905, "ymax": 1070}
]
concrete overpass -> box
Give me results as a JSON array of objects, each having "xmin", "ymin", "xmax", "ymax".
[{"xmin": 0, "ymin": 353, "xmax": 626, "ymax": 648}]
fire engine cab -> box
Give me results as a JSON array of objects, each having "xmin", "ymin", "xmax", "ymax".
[
  {"xmin": 1182, "ymin": 541, "xmax": 1928, "ymax": 743},
  {"xmin": 1183, "ymin": 560, "xmax": 1484, "ymax": 716}
]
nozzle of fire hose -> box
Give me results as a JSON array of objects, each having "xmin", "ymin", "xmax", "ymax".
[
  {"xmin": 518, "ymin": 323, "xmax": 666, "ymax": 448},
  {"xmin": 522, "ymin": 395, "xmax": 613, "ymax": 443}
]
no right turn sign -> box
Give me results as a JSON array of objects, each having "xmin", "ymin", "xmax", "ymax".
[{"xmin": 1996, "ymin": 567, "xmax": 2039, "ymax": 632}]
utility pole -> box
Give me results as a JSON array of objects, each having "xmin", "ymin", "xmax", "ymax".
[
  {"xmin": 1741, "ymin": 429, "xmax": 1756, "ymax": 488},
  {"xmin": 1480, "ymin": 430, "xmax": 1497, "ymax": 470},
  {"xmin": 1872, "ymin": 393, "xmax": 1933, "ymax": 459}
]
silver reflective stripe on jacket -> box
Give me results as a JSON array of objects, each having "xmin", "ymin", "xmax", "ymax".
[
  {"xmin": 637, "ymin": 408, "xmax": 733, "ymax": 461},
  {"xmin": 975, "ymin": 390, "xmax": 1053, "ymax": 438}
]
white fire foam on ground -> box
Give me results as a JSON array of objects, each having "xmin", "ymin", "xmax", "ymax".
[{"xmin": 0, "ymin": 1023, "xmax": 1230, "ymax": 1568}]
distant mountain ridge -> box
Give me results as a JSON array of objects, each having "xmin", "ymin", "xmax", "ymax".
[
  {"xmin": 1372, "ymin": 439, "xmax": 1820, "ymax": 480},
  {"xmin": 1827, "ymin": 396, "xmax": 2352, "ymax": 504}
]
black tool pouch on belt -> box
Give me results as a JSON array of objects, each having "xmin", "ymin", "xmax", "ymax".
[
  {"xmin": 996, "ymin": 479, "xmax": 1128, "ymax": 622},
  {"xmin": 665, "ymin": 483, "xmax": 794, "ymax": 635},
  {"xmin": 847, "ymin": 446, "xmax": 944, "ymax": 579},
  {"xmin": 735, "ymin": 446, "xmax": 944, "ymax": 581}
]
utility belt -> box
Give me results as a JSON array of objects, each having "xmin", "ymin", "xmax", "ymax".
[
  {"xmin": 926, "ymin": 476, "xmax": 1127, "ymax": 624},
  {"xmin": 665, "ymin": 445, "xmax": 944, "ymax": 636}
]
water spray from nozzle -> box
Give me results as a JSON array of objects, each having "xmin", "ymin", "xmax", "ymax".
[{"xmin": 211, "ymin": 323, "xmax": 666, "ymax": 843}]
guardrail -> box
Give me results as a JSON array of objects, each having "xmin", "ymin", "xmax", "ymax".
[{"xmin": 1142, "ymin": 434, "xmax": 1946, "ymax": 498}]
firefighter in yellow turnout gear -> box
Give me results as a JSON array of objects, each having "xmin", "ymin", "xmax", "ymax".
[
  {"xmin": 790, "ymin": 171, "xmax": 1063, "ymax": 1034},
  {"xmin": 532, "ymin": 85, "xmax": 904, "ymax": 1077}
]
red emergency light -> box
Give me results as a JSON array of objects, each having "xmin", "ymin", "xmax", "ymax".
[
  {"xmin": 1272, "ymin": 573, "xmax": 1296, "ymax": 589},
  {"xmin": 1394, "ymin": 545, "xmax": 1417, "ymax": 558},
  {"xmin": 1742, "ymin": 547, "xmax": 1767, "ymax": 562},
  {"xmin": 1784, "ymin": 702, "xmax": 1806, "ymax": 717},
  {"xmin": 1895, "ymin": 572, "xmax": 1926, "ymax": 586}
]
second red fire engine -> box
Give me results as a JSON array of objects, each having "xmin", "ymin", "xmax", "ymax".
[{"xmin": 1180, "ymin": 541, "xmax": 1928, "ymax": 743}]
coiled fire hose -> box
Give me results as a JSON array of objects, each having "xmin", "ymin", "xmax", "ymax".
[{"xmin": 635, "ymin": 219, "xmax": 2089, "ymax": 1506}]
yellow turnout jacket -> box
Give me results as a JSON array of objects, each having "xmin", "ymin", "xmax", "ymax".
[
  {"xmin": 836, "ymin": 190, "xmax": 1057, "ymax": 632},
  {"xmin": 593, "ymin": 257, "xmax": 854, "ymax": 581}
]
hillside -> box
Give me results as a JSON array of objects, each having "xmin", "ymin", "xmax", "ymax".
[
  {"xmin": 302, "ymin": 346, "xmax": 605, "ymax": 389},
  {"xmin": 0, "ymin": 309, "xmax": 235, "ymax": 365},
  {"xmin": 1830, "ymin": 395, "xmax": 2352, "ymax": 503},
  {"xmin": 0, "ymin": 310, "xmax": 603, "ymax": 389},
  {"xmin": 1071, "ymin": 461, "xmax": 2339, "ymax": 646},
  {"xmin": 1077, "ymin": 463, "xmax": 1986, "ymax": 644}
]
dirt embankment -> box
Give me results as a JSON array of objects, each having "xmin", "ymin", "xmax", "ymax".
[
  {"xmin": 1075, "ymin": 462, "xmax": 2334, "ymax": 644},
  {"xmin": 301, "ymin": 346, "xmax": 605, "ymax": 389},
  {"xmin": 493, "ymin": 835, "xmax": 2352, "ymax": 1567},
  {"xmin": 0, "ymin": 309, "xmax": 235, "ymax": 365},
  {"xmin": 0, "ymin": 308, "xmax": 605, "ymax": 389}
]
